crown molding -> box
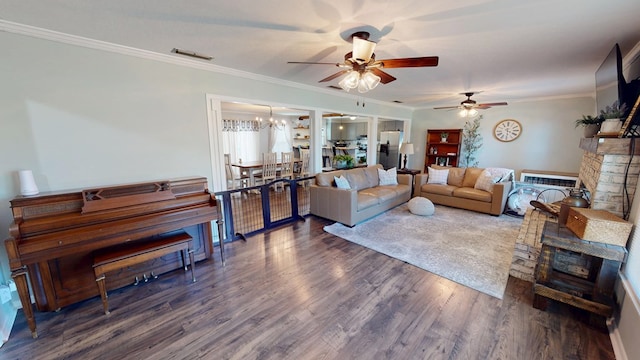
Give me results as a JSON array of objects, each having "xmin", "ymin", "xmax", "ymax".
[{"xmin": 0, "ymin": 20, "xmax": 413, "ymax": 112}]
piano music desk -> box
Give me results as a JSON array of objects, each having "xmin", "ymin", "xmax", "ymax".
[{"xmin": 93, "ymin": 231, "xmax": 195, "ymax": 315}]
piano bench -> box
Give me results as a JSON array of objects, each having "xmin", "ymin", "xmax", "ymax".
[{"xmin": 92, "ymin": 231, "xmax": 196, "ymax": 315}]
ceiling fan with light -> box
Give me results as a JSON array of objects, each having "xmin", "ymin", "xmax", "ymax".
[
  {"xmin": 288, "ymin": 31, "xmax": 439, "ymax": 93},
  {"xmin": 434, "ymin": 92, "xmax": 508, "ymax": 117}
]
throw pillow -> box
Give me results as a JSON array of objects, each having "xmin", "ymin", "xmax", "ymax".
[
  {"xmin": 378, "ymin": 167, "xmax": 398, "ymax": 185},
  {"xmin": 461, "ymin": 167, "xmax": 485, "ymax": 188},
  {"xmin": 427, "ymin": 167, "xmax": 449, "ymax": 185},
  {"xmin": 474, "ymin": 169, "xmax": 500, "ymax": 193},
  {"xmin": 334, "ymin": 175, "xmax": 351, "ymax": 189}
]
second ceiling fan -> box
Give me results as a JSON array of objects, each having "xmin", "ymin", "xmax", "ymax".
[
  {"xmin": 288, "ymin": 31, "xmax": 439, "ymax": 93},
  {"xmin": 434, "ymin": 92, "xmax": 508, "ymax": 116}
]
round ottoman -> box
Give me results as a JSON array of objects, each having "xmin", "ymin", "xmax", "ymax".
[{"xmin": 408, "ymin": 197, "xmax": 435, "ymax": 216}]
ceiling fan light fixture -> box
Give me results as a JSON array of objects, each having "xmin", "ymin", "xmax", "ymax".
[
  {"xmin": 339, "ymin": 71, "xmax": 360, "ymax": 92},
  {"xmin": 352, "ymin": 37, "xmax": 376, "ymax": 63},
  {"xmin": 459, "ymin": 108, "xmax": 478, "ymax": 117},
  {"xmin": 357, "ymin": 71, "xmax": 381, "ymax": 93}
]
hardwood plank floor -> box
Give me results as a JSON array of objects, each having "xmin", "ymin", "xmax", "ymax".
[{"xmin": 1, "ymin": 216, "xmax": 615, "ymax": 360}]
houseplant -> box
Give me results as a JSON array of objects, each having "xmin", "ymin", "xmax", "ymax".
[
  {"xmin": 333, "ymin": 154, "xmax": 354, "ymax": 169},
  {"xmin": 598, "ymin": 100, "xmax": 628, "ymax": 134},
  {"xmin": 574, "ymin": 115, "xmax": 603, "ymax": 138},
  {"xmin": 440, "ymin": 132, "xmax": 449, "ymax": 143},
  {"xmin": 460, "ymin": 116, "xmax": 483, "ymax": 167}
]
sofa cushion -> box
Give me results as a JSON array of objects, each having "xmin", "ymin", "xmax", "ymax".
[
  {"xmin": 363, "ymin": 165, "xmax": 382, "ymax": 188},
  {"xmin": 453, "ymin": 187, "xmax": 492, "ymax": 202},
  {"xmin": 427, "ymin": 167, "xmax": 449, "ymax": 184},
  {"xmin": 344, "ymin": 169, "xmax": 370, "ymax": 191},
  {"xmin": 447, "ymin": 167, "xmax": 467, "ymax": 187},
  {"xmin": 421, "ymin": 183, "xmax": 456, "ymax": 196},
  {"xmin": 462, "ymin": 167, "xmax": 485, "ymax": 188},
  {"xmin": 357, "ymin": 192, "xmax": 380, "ymax": 211},
  {"xmin": 360, "ymin": 187, "xmax": 398, "ymax": 203},
  {"xmin": 378, "ymin": 167, "xmax": 398, "ymax": 185},
  {"xmin": 334, "ymin": 175, "xmax": 351, "ymax": 189}
]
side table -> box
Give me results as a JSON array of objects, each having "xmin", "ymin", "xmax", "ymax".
[
  {"xmin": 533, "ymin": 221, "xmax": 627, "ymax": 321},
  {"xmin": 397, "ymin": 168, "xmax": 421, "ymax": 196}
]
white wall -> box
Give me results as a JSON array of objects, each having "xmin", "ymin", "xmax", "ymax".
[
  {"xmin": 409, "ymin": 97, "xmax": 594, "ymax": 175},
  {"xmin": 0, "ymin": 29, "xmax": 412, "ymax": 282}
]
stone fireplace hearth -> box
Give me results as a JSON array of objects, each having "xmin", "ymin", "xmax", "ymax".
[{"xmin": 578, "ymin": 137, "xmax": 640, "ymax": 218}]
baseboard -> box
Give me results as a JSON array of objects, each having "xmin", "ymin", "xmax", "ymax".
[{"xmin": 608, "ymin": 274, "xmax": 640, "ymax": 360}]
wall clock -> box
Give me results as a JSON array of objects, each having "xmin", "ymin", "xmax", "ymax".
[{"xmin": 493, "ymin": 119, "xmax": 522, "ymax": 142}]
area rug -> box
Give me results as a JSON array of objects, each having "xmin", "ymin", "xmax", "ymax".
[{"xmin": 323, "ymin": 204, "xmax": 522, "ymax": 299}]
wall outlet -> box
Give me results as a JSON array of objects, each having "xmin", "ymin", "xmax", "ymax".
[{"xmin": 7, "ymin": 280, "xmax": 16, "ymax": 292}]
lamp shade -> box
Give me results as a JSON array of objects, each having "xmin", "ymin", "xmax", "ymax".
[
  {"xmin": 400, "ymin": 142, "xmax": 414, "ymax": 155},
  {"xmin": 18, "ymin": 170, "xmax": 39, "ymax": 196}
]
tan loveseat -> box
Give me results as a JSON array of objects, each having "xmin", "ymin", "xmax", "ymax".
[
  {"xmin": 414, "ymin": 166, "xmax": 513, "ymax": 216},
  {"xmin": 310, "ymin": 164, "xmax": 412, "ymax": 226}
]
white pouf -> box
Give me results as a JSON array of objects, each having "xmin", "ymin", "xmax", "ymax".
[{"xmin": 408, "ymin": 197, "xmax": 435, "ymax": 216}]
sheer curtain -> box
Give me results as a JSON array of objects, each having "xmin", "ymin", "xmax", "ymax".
[
  {"xmin": 221, "ymin": 119, "xmax": 261, "ymax": 171},
  {"xmin": 269, "ymin": 121, "xmax": 292, "ymax": 159}
]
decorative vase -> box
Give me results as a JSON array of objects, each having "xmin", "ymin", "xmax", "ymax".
[
  {"xmin": 441, "ymin": 137, "xmax": 447, "ymax": 143},
  {"xmin": 334, "ymin": 160, "xmax": 347, "ymax": 169},
  {"xmin": 583, "ymin": 124, "xmax": 600, "ymax": 138},
  {"xmin": 600, "ymin": 119, "xmax": 622, "ymax": 134}
]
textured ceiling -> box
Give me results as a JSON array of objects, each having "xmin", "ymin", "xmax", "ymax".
[{"xmin": 2, "ymin": 0, "xmax": 640, "ymax": 109}]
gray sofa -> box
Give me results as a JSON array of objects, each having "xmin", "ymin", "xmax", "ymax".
[{"xmin": 310, "ymin": 164, "xmax": 411, "ymax": 226}]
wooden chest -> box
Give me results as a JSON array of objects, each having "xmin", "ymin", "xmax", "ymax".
[{"xmin": 566, "ymin": 208, "xmax": 632, "ymax": 246}]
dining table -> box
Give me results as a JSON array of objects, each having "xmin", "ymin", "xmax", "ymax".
[{"xmin": 231, "ymin": 158, "xmax": 301, "ymax": 187}]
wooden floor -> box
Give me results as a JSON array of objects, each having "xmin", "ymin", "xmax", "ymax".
[{"xmin": 1, "ymin": 216, "xmax": 615, "ymax": 360}]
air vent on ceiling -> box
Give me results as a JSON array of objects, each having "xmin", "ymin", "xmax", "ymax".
[{"xmin": 171, "ymin": 48, "xmax": 213, "ymax": 61}]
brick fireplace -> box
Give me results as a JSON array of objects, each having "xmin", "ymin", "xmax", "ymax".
[{"xmin": 578, "ymin": 137, "xmax": 640, "ymax": 218}]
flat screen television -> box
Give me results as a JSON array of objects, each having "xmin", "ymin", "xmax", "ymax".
[
  {"xmin": 595, "ymin": 44, "xmax": 627, "ymax": 117},
  {"xmin": 596, "ymin": 43, "xmax": 640, "ymax": 137}
]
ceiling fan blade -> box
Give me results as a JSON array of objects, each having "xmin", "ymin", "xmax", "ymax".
[
  {"xmin": 433, "ymin": 106, "xmax": 461, "ymax": 110},
  {"xmin": 477, "ymin": 102, "xmax": 508, "ymax": 107},
  {"xmin": 319, "ymin": 70, "xmax": 349, "ymax": 83},
  {"xmin": 369, "ymin": 68, "xmax": 396, "ymax": 84},
  {"xmin": 377, "ymin": 56, "xmax": 439, "ymax": 68}
]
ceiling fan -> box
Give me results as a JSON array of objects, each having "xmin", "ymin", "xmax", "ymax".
[
  {"xmin": 288, "ymin": 31, "xmax": 439, "ymax": 93},
  {"xmin": 434, "ymin": 92, "xmax": 508, "ymax": 116}
]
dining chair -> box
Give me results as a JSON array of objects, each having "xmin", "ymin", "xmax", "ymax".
[
  {"xmin": 224, "ymin": 153, "xmax": 249, "ymax": 190},
  {"xmin": 297, "ymin": 149, "xmax": 311, "ymax": 187},
  {"xmin": 276, "ymin": 151, "xmax": 295, "ymax": 191},
  {"xmin": 254, "ymin": 152, "xmax": 278, "ymax": 189}
]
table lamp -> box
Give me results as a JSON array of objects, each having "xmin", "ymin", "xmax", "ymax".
[{"xmin": 399, "ymin": 143, "xmax": 414, "ymax": 169}]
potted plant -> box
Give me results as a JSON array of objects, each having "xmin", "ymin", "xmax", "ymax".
[
  {"xmin": 599, "ymin": 100, "xmax": 628, "ymax": 134},
  {"xmin": 574, "ymin": 115, "xmax": 603, "ymax": 138},
  {"xmin": 440, "ymin": 132, "xmax": 449, "ymax": 143},
  {"xmin": 333, "ymin": 154, "xmax": 354, "ymax": 169}
]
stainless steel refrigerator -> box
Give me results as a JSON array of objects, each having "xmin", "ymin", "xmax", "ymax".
[{"xmin": 378, "ymin": 131, "xmax": 403, "ymax": 169}]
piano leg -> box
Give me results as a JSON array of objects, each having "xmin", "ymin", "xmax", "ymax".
[
  {"xmin": 95, "ymin": 275, "xmax": 110, "ymax": 315},
  {"xmin": 12, "ymin": 268, "xmax": 38, "ymax": 338}
]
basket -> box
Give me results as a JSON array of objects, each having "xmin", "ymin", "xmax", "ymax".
[{"xmin": 566, "ymin": 208, "xmax": 632, "ymax": 246}]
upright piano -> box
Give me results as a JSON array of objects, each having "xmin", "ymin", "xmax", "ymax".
[{"xmin": 5, "ymin": 177, "xmax": 223, "ymax": 338}]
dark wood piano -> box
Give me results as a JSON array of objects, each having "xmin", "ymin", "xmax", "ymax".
[{"xmin": 5, "ymin": 177, "xmax": 223, "ymax": 338}]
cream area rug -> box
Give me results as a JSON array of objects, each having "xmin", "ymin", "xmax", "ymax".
[{"xmin": 323, "ymin": 204, "xmax": 522, "ymax": 299}]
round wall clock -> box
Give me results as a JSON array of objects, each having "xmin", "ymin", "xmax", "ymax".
[{"xmin": 493, "ymin": 119, "xmax": 522, "ymax": 142}]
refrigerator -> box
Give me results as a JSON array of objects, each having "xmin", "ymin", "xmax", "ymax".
[{"xmin": 378, "ymin": 131, "xmax": 403, "ymax": 169}]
